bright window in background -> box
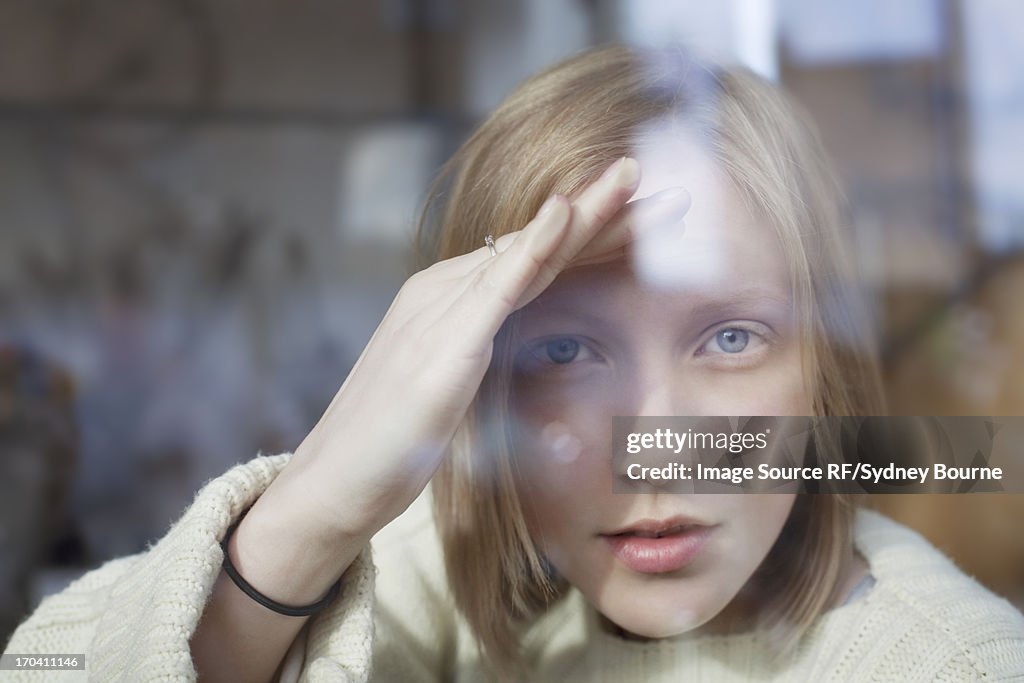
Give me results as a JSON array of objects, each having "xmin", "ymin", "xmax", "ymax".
[
  {"xmin": 781, "ymin": 0, "xmax": 943, "ymax": 64},
  {"xmin": 605, "ymin": 0, "xmax": 779, "ymax": 80},
  {"xmin": 962, "ymin": 0, "xmax": 1024, "ymax": 252}
]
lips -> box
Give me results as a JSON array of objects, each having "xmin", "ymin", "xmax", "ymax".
[
  {"xmin": 602, "ymin": 517, "xmax": 715, "ymax": 574},
  {"xmin": 614, "ymin": 523, "xmax": 697, "ymax": 538}
]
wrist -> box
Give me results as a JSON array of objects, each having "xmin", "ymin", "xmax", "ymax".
[
  {"xmin": 221, "ymin": 507, "xmax": 342, "ymax": 616},
  {"xmin": 227, "ymin": 479, "xmax": 371, "ymax": 607},
  {"xmin": 273, "ymin": 444, "xmax": 397, "ymax": 541}
]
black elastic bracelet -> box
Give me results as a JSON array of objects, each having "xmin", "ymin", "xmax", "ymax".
[{"xmin": 220, "ymin": 507, "xmax": 342, "ymax": 617}]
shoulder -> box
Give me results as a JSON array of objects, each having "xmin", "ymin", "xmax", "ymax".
[
  {"xmin": 852, "ymin": 508, "xmax": 1024, "ymax": 680},
  {"xmin": 6, "ymin": 453, "xmax": 293, "ymax": 681}
]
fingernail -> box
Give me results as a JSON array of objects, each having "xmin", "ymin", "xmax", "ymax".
[
  {"xmin": 619, "ymin": 157, "xmax": 640, "ymax": 189},
  {"xmin": 537, "ymin": 194, "xmax": 562, "ymax": 218},
  {"xmin": 600, "ymin": 157, "xmax": 625, "ymax": 181},
  {"xmin": 605, "ymin": 157, "xmax": 640, "ymax": 190}
]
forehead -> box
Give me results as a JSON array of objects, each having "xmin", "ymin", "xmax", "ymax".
[
  {"xmin": 632, "ymin": 120, "xmax": 730, "ymax": 206},
  {"xmin": 613, "ymin": 128, "xmax": 786, "ymax": 293},
  {"xmin": 526, "ymin": 257, "xmax": 791, "ymax": 329},
  {"xmin": 529, "ymin": 133, "xmax": 790, "ymax": 317},
  {"xmin": 526, "ymin": 127, "xmax": 792, "ymax": 319},
  {"xmin": 624, "ymin": 125, "xmax": 787, "ymax": 293}
]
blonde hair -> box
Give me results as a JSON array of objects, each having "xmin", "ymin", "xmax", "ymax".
[{"xmin": 419, "ymin": 44, "xmax": 886, "ymax": 675}]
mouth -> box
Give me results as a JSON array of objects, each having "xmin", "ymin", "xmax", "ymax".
[
  {"xmin": 603, "ymin": 516, "xmax": 709, "ymax": 538},
  {"xmin": 601, "ymin": 517, "xmax": 715, "ymax": 574},
  {"xmin": 611, "ymin": 523, "xmax": 699, "ymax": 539}
]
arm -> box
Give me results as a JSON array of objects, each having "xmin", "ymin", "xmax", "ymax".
[
  {"xmin": 8, "ymin": 158, "xmax": 688, "ymax": 682},
  {"xmin": 189, "ymin": 479, "xmax": 372, "ymax": 683},
  {"xmin": 0, "ymin": 454, "xmax": 371, "ymax": 682},
  {"xmin": 188, "ymin": 159, "xmax": 654, "ymax": 681}
]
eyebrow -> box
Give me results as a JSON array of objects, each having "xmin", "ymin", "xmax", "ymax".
[
  {"xmin": 521, "ymin": 286, "xmax": 794, "ymax": 331},
  {"xmin": 684, "ymin": 289, "xmax": 793, "ymax": 321}
]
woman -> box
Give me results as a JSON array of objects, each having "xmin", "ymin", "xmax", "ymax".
[{"xmin": 7, "ymin": 45, "xmax": 1024, "ymax": 682}]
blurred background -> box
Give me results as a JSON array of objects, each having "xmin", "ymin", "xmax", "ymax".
[{"xmin": 1, "ymin": 0, "xmax": 1022, "ymax": 645}]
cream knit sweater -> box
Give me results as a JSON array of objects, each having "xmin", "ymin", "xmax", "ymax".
[{"xmin": 5, "ymin": 453, "xmax": 1024, "ymax": 682}]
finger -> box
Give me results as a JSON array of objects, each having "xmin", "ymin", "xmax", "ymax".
[
  {"xmin": 424, "ymin": 157, "xmax": 642, "ymax": 284},
  {"xmin": 551, "ymin": 157, "xmax": 642, "ymax": 259},
  {"xmin": 432, "ymin": 228, "xmax": 524, "ymax": 281},
  {"xmin": 499, "ymin": 158, "xmax": 640, "ymax": 306},
  {"xmin": 573, "ymin": 157, "xmax": 643, "ymax": 225},
  {"xmin": 571, "ymin": 186, "xmax": 691, "ymax": 266},
  {"xmin": 444, "ymin": 195, "xmax": 572, "ymax": 337}
]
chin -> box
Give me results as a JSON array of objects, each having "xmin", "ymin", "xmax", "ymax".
[{"xmin": 601, "ymin": 600, "xmax": 716, "ymax": 639}]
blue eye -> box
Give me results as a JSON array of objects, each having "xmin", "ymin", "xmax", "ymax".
[
  {"xmin": 696, "ymin": 323, "xmax": 773, "ymax": 363},
  {"xmin": 715, "ymin": 328, "xmax": 749, "ymax": 353},
  {"xmin": 545, "ymin": 338, "xmax": 580, "ymax": 364},
  {"xmin": 516, "ymin": 337, "xmax": 596, "ymax": 373}
]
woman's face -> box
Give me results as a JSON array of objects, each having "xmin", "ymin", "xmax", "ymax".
[{"xmin": 510, "ymin": 143, "xmax": 808, "ymax": 638}]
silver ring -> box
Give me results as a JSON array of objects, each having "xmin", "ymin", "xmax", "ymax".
[{"xmin": 484, "ymin": 234, "xmax": 497, "ymax": 257}]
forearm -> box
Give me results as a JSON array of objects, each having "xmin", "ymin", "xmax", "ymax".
[{"xmin": 189, "ymin": 476, "xmax": 368, "ymax": 683}]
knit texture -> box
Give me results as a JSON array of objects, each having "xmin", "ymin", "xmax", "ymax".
[{"xmin": 5, "ymin": 452, "xmax": 1024, "ymax": 681}]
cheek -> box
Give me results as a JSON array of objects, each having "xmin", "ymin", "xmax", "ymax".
[
  {"xmin": 691, "ymin": 344, "xmax": 810, "ymax": 416},
  {"xmin": 511, "ymin": 381, "xmax": 614, "ymax": 541},
  {"xmin": 722, "ymin": 495, "xmax": 797, "ymax": 568},
  {"xmin": 740, "ymin": 494, "xmax": 796, "ymax": 532},
  {"xmin": 512, "ymin": 375, "xmax": 614, "ymax": 468}
]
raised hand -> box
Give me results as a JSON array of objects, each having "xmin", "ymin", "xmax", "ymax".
[{"xmin": 191, "ymin": 157, "xmax": 690, "ymax": 683}]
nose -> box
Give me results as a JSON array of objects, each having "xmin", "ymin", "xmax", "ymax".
[
  {"xmin": 610, "ymin": 374, "xmax": 724, "ymax": 491},
  {"xmin": 635, "ymin": 381, "xmax": 679, "ymax": 418},
  {"xmin": 612, "ymin": 376, "xmax": 700, "ymax": 493},
  {"xmin": 629, "ymin": 364, "xmax": 700, "ymax": 417}
]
